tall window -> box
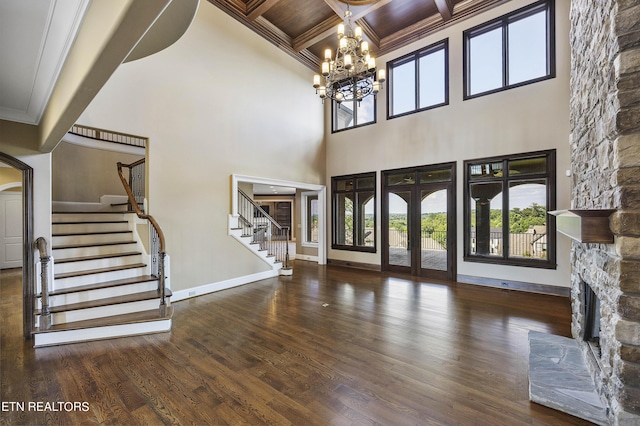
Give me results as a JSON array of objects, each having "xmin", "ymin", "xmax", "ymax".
[
  {"xmin": 463, "ymin": 0, "xmax": 555, "ymax": 99},
  {"xmin": 301, "ymin": 192, "xmax": 319, "ymax": 246},
  {"xmin": 388, "ymin": 39, "xmax": 448, "ymax": 118},
  {"xmin": 332, "ymin": 172, "xmax": 376, "ymax": 252},
  {"xmin": 464, "ymin": 150, "xmax": 556, "ymax": 268},
  {"xmin": 332, "ymin": 85, "xmax": 376, "ymax": 132}
]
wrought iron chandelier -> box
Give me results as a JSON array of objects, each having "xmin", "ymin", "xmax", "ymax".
[{"xmin": 312, "ymin": 3, "xmax": 385, "ymax": 104}]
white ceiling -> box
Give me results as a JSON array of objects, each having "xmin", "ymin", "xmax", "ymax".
[
  {"xmin": 253, "ymin": 184, "xmax": 296, "ymax": 195},
  {"xmin": 0, "ymin": 0, "xmax": 89, "ymax": 125}
]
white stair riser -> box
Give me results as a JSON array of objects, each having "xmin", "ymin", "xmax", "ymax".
[
  {"xmin": 38, "ymin": 281, "xmax": 158, "ymax": 310},
  {"xmin": 48, "ymin": 298, "xmax": 161, "ymax": 325},
  {"xmin": 53, "ymin": 222, "xmax": 130, "ymax": 234},
  {"xmin": 53, "ymin": 242, "xmax": 138, "ymax": 258},
  {"xmin": 34, "ymin": 319, "xmax": 172, "ymax": 347},
  {"xmin": 54, "ymin": 267, "xmax": 149, "ymax": 290},
  {"xmin": 54, "ymin": 255, "xmax": 143, "ymax": 275},
  {"xmin": 52, "ymin": 213, "xmax": 126, "ymax": 223},
  {"xmin": 53, "ymin": 232, "xmax": 134, "ymax": 246}
]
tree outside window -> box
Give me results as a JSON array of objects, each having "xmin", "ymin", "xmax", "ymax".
[
  {"xmin": 332, "ymin": 173, "xmax": 376, "ymax": 252},
  {"xmin": 464, "ymin": 150, "xmax": 556, "ymax": 268}
]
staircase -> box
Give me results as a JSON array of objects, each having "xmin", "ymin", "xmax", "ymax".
[
  {"xmin": 32, "ymin": 211, "xmax": 171, "ymax": 347},
  {"xmin": 228, "ymin": 189, "xmax": 292, "ymax": 275}
]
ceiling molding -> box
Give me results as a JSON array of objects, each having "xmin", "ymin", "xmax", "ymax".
[
  {"xmin": 246, "ymin": 0, "xmax": 282, "ymax": 21},
  {"xmin": 0, "ymin": 0, "xmax": 90, "ymax": 125},
  {"xmin": 356, "ymin": 18, "xmax": 380, "ymax": 50},
  {"xmin": 293, "ymin": 16, "xmax": 344, "ymax": 52}
]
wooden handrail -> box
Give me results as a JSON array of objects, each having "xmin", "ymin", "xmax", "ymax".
[
  {"xmin": 117, "ymin": 161, "xmax": 167, "ymax": 309},
  {"xmin": 238, "ymin": 188, "xmax": 284, "ymax": 231},
  {"xmin": 117, "ymin": 161, "xmax": 165, "ymax": 252}
]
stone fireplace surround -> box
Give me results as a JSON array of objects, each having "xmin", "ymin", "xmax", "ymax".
[{"xmin": 569, "ymin": 0, "xmax": 640, "ymax": 424}]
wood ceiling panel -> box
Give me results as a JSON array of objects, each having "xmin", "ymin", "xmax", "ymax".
[
  {"xmin": 262, "ymin": 0, "xmax": 336, "ymax": 39},
  {"xmin": 364, "ymin": 0, "xmax": 439, "ymax": 39},
  {"xmin": 306, "ymin": 34, "xmax": 335, "ymax": 64}
]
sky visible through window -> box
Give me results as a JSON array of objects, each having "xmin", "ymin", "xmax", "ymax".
[{"xmin": 470, "ymin": 10, "xmax": 548, "ymax": 95}]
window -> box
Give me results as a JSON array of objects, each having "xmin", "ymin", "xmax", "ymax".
[
  {"xmin": 332, "ymin": 172, "xmax": 376, "ymax": 252},
  {"xmin": 332, "ymin": 84, "xmax": 376, "ymax": 132},
  {"xmin": 464, "ymin": 150, "xmax": 556, "ymax": 268},
  {"xmin": 301, "ymin": 192, "xmax": 319, "ymax": 246},
  {"xmin": 388, "ymin": 39, "xmax": 448, "ymax": 118},
  {"xmin": 463, "ymin": 0, "xmax": 555, "ymax": 99}
]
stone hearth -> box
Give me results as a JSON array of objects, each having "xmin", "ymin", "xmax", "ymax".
[{"xmin": 529, "ymin": 331, "xmax": 608, "ymax": 425}]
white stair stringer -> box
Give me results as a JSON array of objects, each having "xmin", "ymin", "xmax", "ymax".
[
  {"xmin": 228, "ymin": 214, "xmax": 282, "ymax": 272},
  {"xmin": 33, "ymin": 211, "xmax": 171, "ymax": 346},
  {"xmin": 34, "ymin": 317, "xmax": 172, "ymax": 348}
]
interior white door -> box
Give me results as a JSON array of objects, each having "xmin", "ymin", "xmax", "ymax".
[{"xmin": 0, "ymin": 192, "xmax": 22, "ymax": 269}]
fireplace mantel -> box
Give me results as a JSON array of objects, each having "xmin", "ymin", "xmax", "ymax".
[{"xmin": 548, "ymin": 210, "xmax": 615, "ymax": 244}]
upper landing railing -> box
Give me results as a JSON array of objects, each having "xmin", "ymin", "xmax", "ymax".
[{"xmin": 69, "ymin": 124, "xmax": 147, "ymax": 149}]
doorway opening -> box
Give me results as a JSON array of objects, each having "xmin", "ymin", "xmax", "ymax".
[
  {"xmin": 232, "ymin": 175, "xmax": 327, "ymax": 265},
  {"xmin": 382, "ymin": 163, "xmax": 456, "ymax": 280},
  {"xmin": 0, "ymin": 153, "xmax": 34, "ymax": 339}
]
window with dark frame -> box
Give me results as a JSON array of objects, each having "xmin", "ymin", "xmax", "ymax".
[
  {"xmin": 303, "ymin": 193, "xmax": 319, "ymax": 245},
  {"xmin": 331, "ymin": 86, "xmax": 376, "ymax": 132},
  {"xmin": 464, "ymin": 150, "xmax": 556, "ymax": 268},
  {"xmin": 388, "ymin": 39, "xmax": 449, "ymax": 119},
  {"xmin": 463, "ymin": 0, "xmax": 555, "ymax": 99},
  {"xmin": 332, "ymin": 172, "xmax": 376, "ymax": 252}
]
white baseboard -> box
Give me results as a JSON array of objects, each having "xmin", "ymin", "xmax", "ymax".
[
  {"xmin": 295, "ymin": 254, "xmax": 318, "ymax": 262},
  {"xmin": 171, "ymin": 270, "xmax": 279, "ymax": 302}
]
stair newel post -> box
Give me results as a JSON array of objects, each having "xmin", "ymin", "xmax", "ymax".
[
  {"xmin": 158, "ymin": 250, "xmax": 167, "ymax": 316},
  {"xmin": 34, "ymin": 237, "xmax": 52, "ymax": 330},
  {"xmin": 284, "ymin": 227, "xmax": 290, "ymax": 269}
]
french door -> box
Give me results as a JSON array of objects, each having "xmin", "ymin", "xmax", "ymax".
[{"xmin": 382, "ymin": 163, "xmax": 456, "ymax": 280}]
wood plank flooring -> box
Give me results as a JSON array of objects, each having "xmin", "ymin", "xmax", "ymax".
[{"xmin": 1, "ymin": 262, "xmax": 593, "ymax": 425}]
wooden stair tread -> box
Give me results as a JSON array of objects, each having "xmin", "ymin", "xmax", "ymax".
[
  {"xmin": 40, "ymin": 275, "xmax": 158, "ymax": 297},
  {"xmin": 55, "ymin": 263, "xmax": 147, "ymax": 280},
  {"xmin": 53, "ymin": 241, "xmax": 136, "ymax": 250},
  {"xmin": 52, "ymin": 211, "xmax": 128, "ymax": 214},
  {"xmin": 34, "ymin": 306, "xmax": 173, "ymax": 334},
  {"xmin": 36, "ymin": 289, "xmax": 172, "ymax": 314},
  {"xmin": 53, "ymin": 220, "xmax": 128, "ymax": 224},
  {"xmin": 55, "ymin": 251, "xmax": 141, "ymax": 264},
  {"xmin": 53, "ymin": 230, "xmax": 132, "ymax": 237}
]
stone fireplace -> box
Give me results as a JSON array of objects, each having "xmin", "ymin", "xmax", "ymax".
[{"xmin": 570, "ymin": 0, "xmax": 640, "ymax": 424}]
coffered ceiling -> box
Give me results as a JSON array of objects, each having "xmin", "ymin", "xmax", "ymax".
[{"xmin": 206, "ymin": 0, "xmax": 510, "ymax": 70}]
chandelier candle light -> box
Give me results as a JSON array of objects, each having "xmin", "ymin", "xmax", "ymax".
[{"xmin": 313, "ymin": 5, "xmax": 385, "ymax": 104}]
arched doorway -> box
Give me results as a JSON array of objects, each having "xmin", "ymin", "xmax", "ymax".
[{"xmin": 0, "ymin": 152, "xmax": 34, "ymax": 339}]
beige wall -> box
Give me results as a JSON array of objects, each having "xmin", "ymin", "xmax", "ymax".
[
  {"xmin": 51, "ymin": 141, "xmax": 143, "ymax": 202},
  {"xmin": 0, "ymin": 167, "xmax": 22, "ymax": 187},
  {"xmin": 79, "ymin": 3, "xmax": 324, "ymax": 291},
  {"xmin": 325, "ymin": 0, "xmax": 572, "ymax": 288}
]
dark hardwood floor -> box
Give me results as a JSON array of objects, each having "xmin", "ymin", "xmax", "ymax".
[{"xmin": 1, "ymin": 262, "xmax": 592, "ymax": 425}]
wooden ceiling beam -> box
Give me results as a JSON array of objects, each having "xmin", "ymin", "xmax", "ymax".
[
  {"xmin": 292, "ymin": 15, "xmax": 344, "ymax": 52},
  {"xmin": 246, "ymin": 0, "xmax": 283, "ymax": 21},
  {"xmin": 355, "ymin": 18, "xmax": 380, "ymax": 50},
  {"xmin": 434, "ymin": 0, "xmax": 454, "ymax": 21},
  {"xmin": 322, "ymin": 0, "xmax": 346, "ymax": 18},
  {"xmin": 323, "ymin": 0, "xmax": 395, "ymax": 21}
]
